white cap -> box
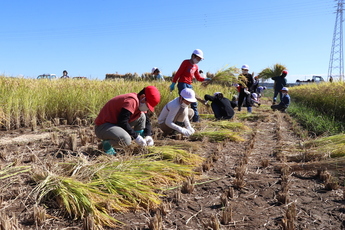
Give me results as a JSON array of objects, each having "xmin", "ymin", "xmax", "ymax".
[
  {"xmin": 252, "ymin": 93, "xmax": 258, "ymax": 99},
  {"xmin": 193, "ymin": 49, "xmax": 204, "ymax": 59},
  {"xmin": 214, "ymin": 92, "xmax": 221, "ymax": 96},
  {"xmin": 241, "ymin": 64, "xmax": 249, "ymax": 70},
  {"xmin": 281, "ymin": 87, "xmax": 289, "ymax": 91},
  {"xmin": 180, "ymin": 88, "xmax": 197, "ymax": 102},
  {"xmin": 151, "ymin": 67, "xmax": 158, "ymax": 74}
]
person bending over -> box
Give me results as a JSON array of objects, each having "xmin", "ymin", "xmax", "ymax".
[
  {"xmin": 204, "ymin": 92, "xmax": 235, "ymax": 120},
  {"xmin": 158, "ymin": 88, "xmax": 196, "ymax": 136},
  {"xmin": 94, "ymin": 86, "xmax": 161, "ymax": 155}
]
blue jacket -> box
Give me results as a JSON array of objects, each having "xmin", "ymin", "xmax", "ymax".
[{"xmin": 279, "ymin": 94, "xmax": 290, "ymax": 107}]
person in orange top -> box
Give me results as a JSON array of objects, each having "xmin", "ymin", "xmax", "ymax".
[
  {"xmin": 94, "ymin": 86, "xmax": 161, "ymax": 155},
  {"xmin": 169, "ymin": 49, "xmax": 210, "ymax": 122}
]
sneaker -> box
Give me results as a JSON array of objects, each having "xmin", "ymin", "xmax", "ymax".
[{"xmin": 102, "ymin": 140, "xmax": 116, "ymax": 155}]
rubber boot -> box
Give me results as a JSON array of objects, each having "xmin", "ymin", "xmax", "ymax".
[
  {"xmin": 247, "ymin": 107, "xmax": 252, "ymax": 113},
  {"xmin": 102, "ymin": 140, "xmax": 116, "ymax": 155},
  {"xmin": 135, "ymin": 130, "xmax": 144, "ymax": 137}
]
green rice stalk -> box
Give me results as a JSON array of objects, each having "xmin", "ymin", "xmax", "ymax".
[
  {"xmin": 0, "ymin": 163, "xmax": 31, "ymax": 180},
  {"xmin": 190, "ymin": 130, "xmax": 245, "ymax": 142},
  {"xmin": 144, "ymin": 146, "xmax": 204, "ymax": 165}
]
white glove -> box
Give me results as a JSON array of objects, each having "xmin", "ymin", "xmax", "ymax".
[
  {"xmin": 187, "ymin": 127, "xmax": 195, "ymax": 135},
  {"xmin": 244, "ymin": 89, "xmax": 251, "ymax": 95},
  {"xmin": 144, "ymin": 136, "xmax": 154, "ymax": 146},
  {"xmin": 135, "ymin": 135, "xmax": 147, "ymax": 146},
  {"xmin": 180, "ymin": 128, "xmax": 192, "ymax": 137}
]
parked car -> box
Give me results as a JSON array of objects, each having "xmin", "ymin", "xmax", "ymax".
[{"xmin": 37, "ymin": 74, "xmax": 57, "ymax": 80}]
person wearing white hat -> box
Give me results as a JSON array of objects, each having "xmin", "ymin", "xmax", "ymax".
[
  {"xmin": 158, "ymin": 88, "xmax": 196, "ymax": 136},
  {"xmin": 238, "ymin": 64, "xmax": 254, "ymax": 113},
  {"xmin": 169, "ymin": 49, "xmax": 211, "ymax": 122},
  {"xmin": 151, "ymin": 67, "xmax": 165, "ymax": 81},
  {"xmin": 204, "ymin": 92, "xmax": 235, "ymax": 120},
  {"xmin": 271, "ymin": 87, "xmax": 290, "ymax": 112}
]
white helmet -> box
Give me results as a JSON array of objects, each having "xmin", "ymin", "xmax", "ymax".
[
  {"xmin": 241, "ymin": 64, "xmax": 249, "ymax": 70},
  {"xmin": 193, "ymin": 49, "xmax": 204, "ymax": 59},
  {"xmin": 180, "ymin": 88, "xmax": 197, "ymax": 102}
]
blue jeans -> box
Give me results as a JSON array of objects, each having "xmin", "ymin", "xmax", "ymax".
[{"xmin": 177, "ymin": 82, "xmax": 199, "ymax": 122}]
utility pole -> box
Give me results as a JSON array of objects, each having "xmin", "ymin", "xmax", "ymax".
[{"xmin": 328, "ymin": 0, "xmax": 344, "ymax": 81}]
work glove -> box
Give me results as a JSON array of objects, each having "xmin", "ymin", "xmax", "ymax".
[
  {"xmin": 187, "ymin": 127, "xmax": 195, "ymax": 135},
  {"xmin": 135, "ymin": 135, "xmax": 147, "ymax": 147},
  {"xmin": 205, "ymin": 78, "xmax": 211, "ymax": 81},
  {"xmin": 180, "ymin": 128, "xmax": 193, "ymax": 137},
  {"xmin": 169, "ymin": 82, "xmax": 176, "ymax": 91},
  {"xmin": 244, "ymin": 89, "xmax": 251, "ymax": 95},
  {"xmin": 144, "ymin": 136, "xmax": 154, "ymax": 146}
]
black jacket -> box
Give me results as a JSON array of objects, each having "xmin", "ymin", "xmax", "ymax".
[{"xmin": 204, "ymin": 94, "xmax": 235, "ymax": 119}]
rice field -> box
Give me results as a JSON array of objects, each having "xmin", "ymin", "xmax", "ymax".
[
  {"xmin": 0, "ymin": 76, "xmax": 237, "ymax": 130},
  {"xmin": 1, "ymin": 75, "xmax": 345, "ymax": 229}
]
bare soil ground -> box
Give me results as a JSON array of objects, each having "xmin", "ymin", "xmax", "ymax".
[{"xmin": 0, "ymin": 98, "xmax": 344, "ymax": 229}]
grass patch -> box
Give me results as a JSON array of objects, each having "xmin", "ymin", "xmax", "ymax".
[{"xmin": 288, "ymin": 102, "xmax": 344, "ymax": 136}]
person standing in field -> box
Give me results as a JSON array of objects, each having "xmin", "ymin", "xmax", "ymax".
[
  {"xmin": 237, "ymin": 64, "xmax": 254, "ymax": 113},
  {"xmin": 204, "ymin": 92, "xmax": 235, "ymax": 120},
  {"xmin": 94, "ymin": 86, "xmax": 161, "ymax": 155},
  {"xmin": 158, "ymin": 88, "xmax": 196, "ymax": 137},
  {"xmin": 61, "ymin": 70, "xmax": 69, "ymax": 79},
  {"xmin": 169, "ymin": 49, "xmax": 210, "ymax": 122},
  {"xmin": 272, "ymin": 70, "xmax": 288, "ymax": 104},
  {"xmin": 271, "ymin": 87, "xmax": 290, "ymax": 112},
  {"xmin": 151, "ymin": 67, "xmax": 165, "ymax": 81}
]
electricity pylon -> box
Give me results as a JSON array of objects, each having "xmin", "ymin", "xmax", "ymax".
[{"xmin": 328, "ymin": 0, "xmax": 344, "ymax": 81}]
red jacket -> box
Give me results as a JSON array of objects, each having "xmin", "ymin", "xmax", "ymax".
[
  {"xmin": 95, "ymin": 93, "xmax": 141, "ymax": 126},
  {"xmin": 172, "ymin": 59, "xmax": 205, "ymax": 84}
]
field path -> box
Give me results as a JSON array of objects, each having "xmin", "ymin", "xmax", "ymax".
[{"xmin": 114, "ymin": 99, "xmax": 345, "ymax": 229}]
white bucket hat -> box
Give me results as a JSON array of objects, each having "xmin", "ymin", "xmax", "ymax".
[
  {"xmin": 180, "ymin": 88, "xmax": 197, "ymax": 102},
  {"xmin": 281, "ymin": 87, "xmax": 289, "ymax": 91}
]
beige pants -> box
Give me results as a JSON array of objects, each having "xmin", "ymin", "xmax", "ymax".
[{"xmin": 159, "ymin": 108, "xmax": 194, "ymax": 135}]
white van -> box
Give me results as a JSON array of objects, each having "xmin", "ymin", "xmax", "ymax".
[{"xmin": 37, "ymin": 74, "xmax": 57, "ymax": 80}]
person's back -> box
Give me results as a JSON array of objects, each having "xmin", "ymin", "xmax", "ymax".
[
  {"xmin": 205, "ymin": 92, "xmax": 234, "ymax": 120},
  {"xmin": 272, "ymin": 70, "xmax": 288, "ymax": 104}
]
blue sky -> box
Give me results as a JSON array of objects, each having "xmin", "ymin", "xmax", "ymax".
[{"xmin": 0, "ymin": 0, "xmax": 337, "ymax": 83}]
